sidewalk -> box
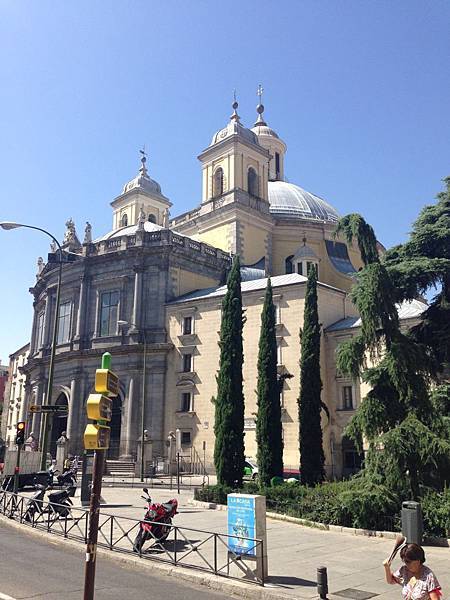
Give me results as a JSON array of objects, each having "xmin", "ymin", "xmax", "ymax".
[{"xmin": 78, "ymin": 484, "xmax": 450, "ymax": 600}]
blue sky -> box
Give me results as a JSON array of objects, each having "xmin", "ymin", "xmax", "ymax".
[{"xmin": 0, "ymin": 0, "xmax": 449, "ymax": 363}]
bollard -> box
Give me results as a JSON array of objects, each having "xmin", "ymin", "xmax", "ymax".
[{"xmin": 317, "ymin": 566, "xmax": 328, "ymax": 600}]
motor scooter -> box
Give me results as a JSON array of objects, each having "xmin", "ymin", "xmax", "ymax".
[
  {"xmin": 47, "ymin": 486, "xmax": 75, "ymax": 517},
  {"xmin": 133, "ymin": 488, "xmax": 178, "ymax": 552},
  {"xmin": 23, "ymin": 483, "xmax": 75, "ymax": 521},
  {"xmin": 23, "ymin": 484, "xmax": 46, "ymax": 522}
]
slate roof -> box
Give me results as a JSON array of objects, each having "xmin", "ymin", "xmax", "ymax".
[
  {"xmin": 325, "ymin": 299, "xmax": 428, "ymax": 332},
  {"xmin": 168, "ymin": 273, "xmax": 346, "ymax": 305}
]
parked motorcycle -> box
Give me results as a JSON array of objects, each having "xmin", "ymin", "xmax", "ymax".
[
  {"xmin": 47, "ymin": 487, "xmax": 75, "ymax": 517},
  {"xmin": 56, "ymin": 468, "xmax": 77, "ymax": 488},
  {"xmin": 23, "ymin": 484, "xmax": 46, "ymax": 522},
  {"xmin": 133, "ymin": 488, "xmax": 178, "ymax": 552},
  {"xmin": 23, "ymin": 484, "xmax": 75, "ymax": 521}
]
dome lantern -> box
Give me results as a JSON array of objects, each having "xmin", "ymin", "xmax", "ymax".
[
  {"xmin": 110, "ymin": 148, "xmax": 171, "ymax": 231},
  {"xmin": 251, "ymin": 85, "xmax": 287, "ymax": 181}
]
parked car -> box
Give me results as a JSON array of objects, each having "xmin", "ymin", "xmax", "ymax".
[{"xmin": 243, "ymin": 459, "xmax": 258, "ymax": 480}]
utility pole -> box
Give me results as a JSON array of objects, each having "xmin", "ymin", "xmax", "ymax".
[{"xmin": 83, "ymin": 352, "xmax": 117, "ymax": 600}]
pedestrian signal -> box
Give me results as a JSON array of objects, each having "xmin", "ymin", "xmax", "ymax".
[
  {"xmin": 84, "ymin": 424, "xmax": 111, "ymax": 450},
  {"xmin": 95, "ymin": 369, "xmax": 119, "ymax": 397},
  {"xmin": 15, "ymin": 421, "xmax": 26, "ymax": 445},
  {"xmin": 86, "ymin": 394, "xmax": 112, "ymax": 422}
]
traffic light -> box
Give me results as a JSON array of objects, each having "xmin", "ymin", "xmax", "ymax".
[{"xmin": 15, "ymin": 421, "xmax": 26, "ymax": 445}]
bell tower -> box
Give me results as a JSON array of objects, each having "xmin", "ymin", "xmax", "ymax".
[
  {"xmin": 198, "ymin": 98, "xmax": 271, "ymax": 211},
  {"xmin": 172, "ymin": 97, "xmax": 274, "ymax": 269}
]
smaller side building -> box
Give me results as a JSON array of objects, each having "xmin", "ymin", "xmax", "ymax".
[
  {"xmin": 0, "ymin": 360, "xmax": 9, "ymax": 449},
  {"xmin": 1, "ymin": 344, "xmax": 30, "ymax": 448}
]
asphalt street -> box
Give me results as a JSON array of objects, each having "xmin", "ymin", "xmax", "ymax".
[{"xmin": 0, "ymin": 521, "xmax": 229, "ymax": 599}]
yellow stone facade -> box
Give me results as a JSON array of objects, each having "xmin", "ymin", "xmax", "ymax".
[
  {"xmin": 165, "ymin": 275, "xmax": 359, "ymax": 476},
  {"xmin": 163, "ymin": 99, "xmax": 375, "ymax": 478}
]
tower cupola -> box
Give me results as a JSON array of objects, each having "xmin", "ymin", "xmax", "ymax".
[
  {"xmin": 110, "ymin": 149, "xmax": 171, "ymax": 230},
  {"xmin": 198, "ymin": 95, "xmax": 270, "ymax": 205}
]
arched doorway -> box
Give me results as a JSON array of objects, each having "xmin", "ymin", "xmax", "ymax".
[
  {"xmin": 107, "ymin": 396, "xmax": 122, "ymax": 459},
  {"xmin": 50, "ymin": 392, "xmax": 68, "ymax": 457}
]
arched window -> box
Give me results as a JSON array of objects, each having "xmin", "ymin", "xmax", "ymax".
[
  {"xmin": 292, "ymin": 260, "xmax": 319, "ymax": 279},
  {"xmin": 121, "ymin": 214, "xmax": 128, "ymax": 227},
  {"xmin": 148, "ymin": 213, "xmax": 156, "ymax": 224},
  {"xmin": 213, "ymin": 168, "xmax": 224, "ymax": 198},
  {"xmin": 247, "ymin": 167, "xmax": 258, "ymax": 197},
  {"xmin": 285, "ymin": 255, "xmax": 294, "ymax": 274}
]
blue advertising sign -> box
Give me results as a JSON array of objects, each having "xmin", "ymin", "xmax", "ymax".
[{"xmin": 227, "ymin": 494, "xmax": 256, "ymax": 556}]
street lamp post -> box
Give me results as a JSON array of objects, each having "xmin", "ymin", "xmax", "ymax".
[
  {"xmin": 0, "ymin": 222, "xmax": 63, "ymax": 470},
  {"xmin": 118, "ymin": 320, "xmax": 147, "ymax": 482}
]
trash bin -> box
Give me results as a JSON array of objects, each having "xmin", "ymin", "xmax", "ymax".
[{"xmin": 401, "ymin": 501, "xmax": 423, "ymax": 545}]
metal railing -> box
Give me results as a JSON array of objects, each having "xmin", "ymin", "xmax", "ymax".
[{"xmin": 0, "ymin": 490, "xmax": 264, "ymax": 585}]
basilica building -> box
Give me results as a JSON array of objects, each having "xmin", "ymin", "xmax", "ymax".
[{"xmin": 20, "ymin": 98, "xmax": 425, "ymax": 477}]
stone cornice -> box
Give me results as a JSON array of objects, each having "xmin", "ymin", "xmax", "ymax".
[{"xmin": 23, "ymin": 342, "xmax": 175, "ymax": 372}]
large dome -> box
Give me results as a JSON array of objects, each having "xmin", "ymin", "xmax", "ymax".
[{"xmin": 268, "ymin": 181, "xmax": 339, "ymax": 223}]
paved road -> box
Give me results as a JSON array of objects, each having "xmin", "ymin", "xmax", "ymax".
[{"xmin": 0, "ymin": 522, "xmax": 229, "ymax": 600}]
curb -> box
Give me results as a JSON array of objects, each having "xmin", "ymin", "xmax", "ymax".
[
  {"xmin": 189, "ymin": 500, "xmax": 450, "ymax": 546},
  {"xmin": 0, "ymin": 514, "xmax": 304, "ymax": 600}
]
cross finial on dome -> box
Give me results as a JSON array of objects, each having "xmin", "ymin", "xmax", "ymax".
[
  {"xmin": 230, "ymin": 89, "xmax": 240, "ymax": 122},
  {"xmin": 254, "ymin": 83, "xmax": 267, "ymax": 126},
  {"xmin": 257, "ymin": 84, "xmax": 264, "ymax": 103},
  {"xmin": 139, "ymin": 146, "xmax": 148, "ymax": 177}
]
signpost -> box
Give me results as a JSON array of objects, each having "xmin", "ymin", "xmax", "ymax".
[
  {"xmin": 83, "ymin": 352, "xmax": 116, "ymax": 600},
  {"xmin": 29, "ymin": 404, "xmax": 68, "ymax": 414}
]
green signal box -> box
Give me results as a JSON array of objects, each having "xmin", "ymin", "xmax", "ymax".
[
  {"xmin": 86, "ymin": 394, "xmax": 112, "ymax": 422},
  {"xmin": 84, "ymin": 423, "xmax": 111, "ymax": 450},
  {"xmin": 95, "ymin": 369, "xmax": 119, "ymax": 397}
]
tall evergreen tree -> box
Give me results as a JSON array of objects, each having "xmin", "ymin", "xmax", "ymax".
[
  {"xmin": 256, "ymin": 278, "xmax": 283, "ymax": 486},
  {"xmin": 213, "ymin": 255, "xmax": 246, "ymax": 487},
  {"xmin": 298, "ymin": 265, "xmax": 325, "ymax": 486},
  {"xmin": 334, "ymin": 181, "xmax": 450, "ymax": 498}
]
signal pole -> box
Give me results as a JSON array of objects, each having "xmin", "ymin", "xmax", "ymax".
[
  {"xmin": 83, "ymin": 352, "xmax": 116, "ymax": 600},
  {"xmin": 13, "ymin": 422, "xmax": 26, "ymax": 494}
]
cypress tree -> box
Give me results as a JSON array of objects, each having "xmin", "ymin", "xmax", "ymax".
[
  {"xmin": 256, "ymin": 278, "xmax": 283, "ymax": 486},
  {"xmin": 298, "ymin": 265, "xmax": 325, "ymax": 486},
  {"xmin": 213, "ymin": 255, "xmax": 245, "ymax": 487}
]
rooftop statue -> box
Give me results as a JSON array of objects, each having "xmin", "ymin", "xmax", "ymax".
[{"xmin": 83, "ymin": 221, "xmax": 92, "ymax": 244}]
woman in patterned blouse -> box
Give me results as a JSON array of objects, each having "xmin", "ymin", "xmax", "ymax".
[{"xmin": 383, "ymin": 543, "xmax": 441, "ymax": 600}]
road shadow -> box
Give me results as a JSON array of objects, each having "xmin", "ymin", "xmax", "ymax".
[
  {"xmin": 268, "ymin": 575, "xmax": 317, "ymax": 588},
  {"xmin": 145, "ymin": 538, "xmax": 202, "ymax": 554}
]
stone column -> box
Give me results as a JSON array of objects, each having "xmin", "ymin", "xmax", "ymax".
[
  {"xmin": 19, "ymin": 383, "xmax": 31, "ymax": 422},
  {"xmin": 30, "ymin": 309, "xmax": 38, "ymax": 354},
  {"xmin": 31, "ymin": 381, "xmax": 45, "ymax": 441},
  {"xmin": 131, "ymin": 266, "xmax": 144, "ymax": 331},
  {"xmin": 67, "ymin": 377, "xmax": 81, "ymax": 453},
  {"xmin": 147, "ymin": 371, "xmax": 165, "ymax": 442},
  {"xmin": 74, "ymin": 275, "xmax": 88, "ymax": 339},
  {"xmin": 123, "ymin": 376, "xmax": 136, "ymax": 458},
  {"xmin": 43, "ymin": 293, "xmax": 53, "ymax": 348}
]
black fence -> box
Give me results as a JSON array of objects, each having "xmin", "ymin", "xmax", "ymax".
[{"xmin": 0, "ymin": 490, "xmax": 264, "ymax": 585}]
